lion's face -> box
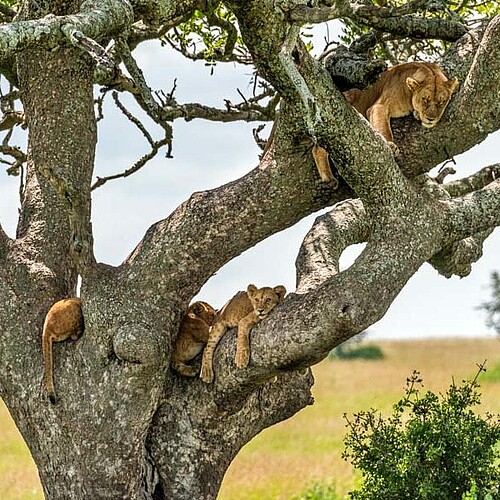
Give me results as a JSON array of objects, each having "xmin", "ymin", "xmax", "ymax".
[
  {"xmin": 189, "ymin": 301, "xmax": 217, "ymax": 326},
  {"xmin": 407, "ymin": 77, "xmax": 459, "ymax": 128},
  {"xmin": 247, "ymin": 284, "xmax": 286, "ymax": 319}
]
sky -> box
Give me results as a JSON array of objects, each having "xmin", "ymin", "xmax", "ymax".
[{"xmin": 0, "ymin": 23, "xmax": 499, "ymax": 340}]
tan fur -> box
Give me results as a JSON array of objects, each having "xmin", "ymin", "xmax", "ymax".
[
  {"xmin": 200, "ymin": 284, "xmax": 286, "ymax": 383},
  {"xmin": 42, "ymin": 298, "xmax": 84, "ymax": 404},
  {"xmin": 172, "ymin": 301, "xmax": 216, "ymax": 377},
  {"xmin": 315, "ymin": 62, "xmax": 459, "ymax": 173}
]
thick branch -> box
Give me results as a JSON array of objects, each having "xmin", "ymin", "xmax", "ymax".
[
  {"xmin": 444, "ymin": 163, "xmax": 500, "ymax": 198},
  {"xmin": 445, "ymin": 179, "xmax": 500, "ymax": 241},
  {"xmin": 295, "ymin": 199, "xmax": 369, "ymax": 293},
  {"xmin": 0, "ymin": 0, "xmax": 133, "ymax": 61},
  {"xmin": 288, "ymin": 2, "xmax": 467, "ymax": 42}
]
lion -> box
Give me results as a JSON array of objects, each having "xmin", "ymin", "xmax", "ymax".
[
  {"xmin": 200, "ymin": 284, "xmax": 287, "ymax": 384},
  {"xmin": 171, "ymin": 301, "xmax": 217, "ymax": 377},
  {"xmin": 314, "ymin": 62, "xmax": 459, "ymax": 175},
  {"xmin": 42, "ymin": 298, "xmax": 84, "ymax": 404}
]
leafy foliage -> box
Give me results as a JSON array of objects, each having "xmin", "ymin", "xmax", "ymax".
[
  {"xmin": 293, "ymin": 481, "xmax": 340, "ymax": 500},
  {"xmin": 163, "ymin": 4, "xmax": 250, "ymax": 66},
  {"xmin": 343, "ymin": 367, "xmax": 500, "ymax": 499},
  {"xmin": 478, "ymin": 270, "xmax": 500, "ymax": 335},
  {"xmin": 339, "ymin": 0, "xmax": 500, "ymax": 63}
]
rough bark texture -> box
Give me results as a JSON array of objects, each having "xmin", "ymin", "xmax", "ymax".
[{"xmin": 0, "ymin": 0, "xmax": 500, "ymax": 498}]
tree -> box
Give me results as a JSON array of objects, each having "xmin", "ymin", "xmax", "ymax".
[
  {"xmin": 0, "ymin": 0, "xmax": 499, "ymax": 498},
  {"xmin": 478, "ymin": 271, "xmax": 500, "ymax": 335}
]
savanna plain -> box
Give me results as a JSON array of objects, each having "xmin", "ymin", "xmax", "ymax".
[{"xmin": 0, "ymin": 338, "xmax": 499, "ymax": 499}]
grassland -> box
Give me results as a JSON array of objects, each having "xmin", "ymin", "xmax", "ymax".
[{"xmin": 0, "ymin": 338, "xmax": 499, "ymax": 499}]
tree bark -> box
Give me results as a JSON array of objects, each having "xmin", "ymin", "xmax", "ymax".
[{"xmin": 0, "ymin": 1, "xmax": 500, "ymax": 498}]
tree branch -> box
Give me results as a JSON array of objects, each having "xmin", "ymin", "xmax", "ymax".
[
  {"xmin": 122, "ymin": 108, "xmax": 351, "ymax": 308},
  {"xmin": 0, "ymin": 223, "xmax": 10, "ymax": 259},
  {"xmin": 91, "ymin": 138, "xmax": 170, "ymax": 190},
  {"xmin": 155, "ymin": 86, "xmax": 278, "ymax": 123},
  {"xmin": 445, "ymin": 179, "xmax": 500, "ymax": 242},
  {"xmin": 286, "ymin": 0, "xmax": 467, "ymax": 41},
  {"xmin": 295, "ymin": 199, "xmax": 369, "ymax": 293},
  {"xmin": 443, "ymin": 163, "xmax": 500, "ymax": 198},
  {"xmin": 429, "ymin": 229, "xmax": 494, "ymax": 278},
  {"xmin": 0, "ymin": 0, "xmax": 133, "ymax": 61}
]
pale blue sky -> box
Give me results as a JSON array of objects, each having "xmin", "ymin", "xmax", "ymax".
[{"xmin": 0, "ymin": 24, "xmax": 499, "ymax": 340}]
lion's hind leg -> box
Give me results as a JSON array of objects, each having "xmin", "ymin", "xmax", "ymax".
[{"xmin": 200, "ymin": 322, "xmax": 227, "ymax": 384}]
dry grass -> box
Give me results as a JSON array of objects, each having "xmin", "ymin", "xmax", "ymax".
[
  {"xmin": 0, "ymin": 338, "xmax": 499, "ymax": 499},
  {"xmin": 0, "ymin": 402, "xmax": 43, "ymax": 499}
]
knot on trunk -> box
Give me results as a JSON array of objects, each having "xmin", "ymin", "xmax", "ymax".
[{"xmin": 113, "ymin": 323, "xmax": 163, "ymax": 366}]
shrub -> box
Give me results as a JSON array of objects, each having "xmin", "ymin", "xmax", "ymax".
[
  {"xmin": 343, "ymin": 365, "xmax": 500, "ymax": 500},
  {"xmin": 293, "ymin": 481, "xmax": 339, "ymax": 500},
  {"xmin": 329, "ymin": 332, "xmax": 384, "ymax": 361}
]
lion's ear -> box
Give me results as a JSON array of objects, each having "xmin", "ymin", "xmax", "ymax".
[
  {"xmin": 406, "ymin": 77, "xmax": 420, "ymax": 91},
  {"xmin": 190, "ymin": 302, "xmax": 204, "ymax": 316},
  {"xmin": 446, "ymin": 77, "xmax": 459, "ymax": 93},
  {"xmin": 274, "ymin": 285, "xmax": 287, "ymax": 301},
  {"xmin": 247, "ymin": 284, "xmax": 258, "ymax": 297}
]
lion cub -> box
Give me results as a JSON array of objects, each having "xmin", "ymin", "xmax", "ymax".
[
  {"xmin": 200, "ymin": 284, "xmax": 286, "ymax": 384},
  {"xmin": 172, "ymin": 301, "xmax": 217, "ymax": 377},
  {"xmin": 42, "ymin": 298, "xmax": 84, "ymax": 404}
]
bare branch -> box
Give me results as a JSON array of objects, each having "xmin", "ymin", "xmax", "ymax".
[
  {"xmin": 91, "ymin": 90, "xmax": 172, "ymax": 190},
  {"xmin": 252, "ymin": 124, "xmax": 267, "ymax": 150},
  {"xmin": 155, "ymin": 86, "xmax": 278, "ymax": 123},
  {"xmin": 112, "ymin": 91, "xmax": 155, "ymax": 146},
  {"xmin": 114, "ymin": 38, "xmax": 174, "ymax": 153},
  {"xmin": 91, "ymin": 137, "xmax": 170, "ymax": 191}
]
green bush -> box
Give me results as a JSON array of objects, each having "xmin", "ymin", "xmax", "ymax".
[
  {"xmin": 293, "ymin": 481, "xmax": 339, "ymax": 500},
  {"xmin": 343, "ymin": 366, "xmax": 500, "ymax": 500},
  {"xmin": 329, "ymin": 333, "xmax": 384, "ymax": 361}
]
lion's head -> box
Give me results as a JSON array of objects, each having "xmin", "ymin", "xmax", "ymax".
[
  {"xmin": 247, "ymin": 284, "xmax": 286, "ymax": 319},
  {"xmin": 407, "ymin": 76, "xmax": 459, "ymax": 128},
  {"xmin": 188, "ymin": 301, "xmax": 217, "ymax": 326}
]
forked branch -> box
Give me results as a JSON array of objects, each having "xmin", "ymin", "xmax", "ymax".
[{"xmin": 92, "ymin": 91, "xmax": 171, "ymax": 190}]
